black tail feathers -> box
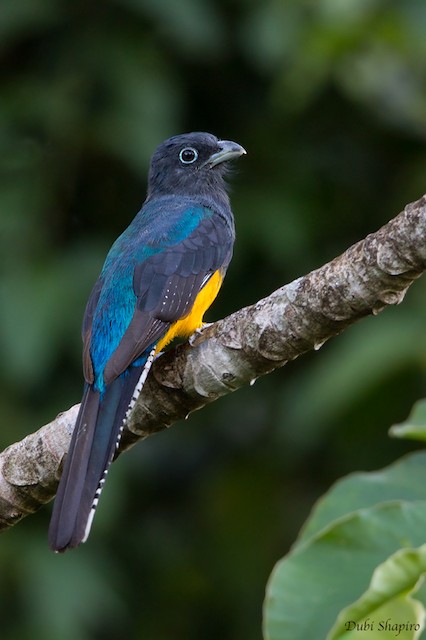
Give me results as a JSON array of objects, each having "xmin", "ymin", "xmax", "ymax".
[{"xmin": 48, "ymin": 361, "xmax": 150, "ymax": 552}]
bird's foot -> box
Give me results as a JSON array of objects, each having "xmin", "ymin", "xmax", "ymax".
[{"xmin": 188, "ymin": 322, "xmax": 214, "ymax": 346}]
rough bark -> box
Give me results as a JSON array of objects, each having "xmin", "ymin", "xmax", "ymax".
[{"xmin": 1, "ymin": 195, "xmax": 425, "ymax": 532}]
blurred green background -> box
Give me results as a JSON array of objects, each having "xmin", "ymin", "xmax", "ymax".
[{"xmin": 1, "ymin": 1, "xmax": 426, "ymax": 638}]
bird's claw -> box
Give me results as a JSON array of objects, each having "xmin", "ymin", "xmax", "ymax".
[{"xmin": 188, "ymin": 322, "xmax": 214, "ymax": 346}]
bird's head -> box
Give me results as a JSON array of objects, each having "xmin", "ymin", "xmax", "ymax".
[{"xmin": 147, "ymin": 132, "xmax": 246, "ymax": 201}]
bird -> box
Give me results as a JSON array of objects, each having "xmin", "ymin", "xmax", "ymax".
[{"xmin": 48, "ymin": 132, "xmax": 246, "ymax": 552}]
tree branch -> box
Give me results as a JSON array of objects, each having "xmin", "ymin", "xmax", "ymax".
[{"xmin": 1, "ymin": 195, "xmax": 426, "ymax": 532}]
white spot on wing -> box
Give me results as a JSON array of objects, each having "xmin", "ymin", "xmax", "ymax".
[{"xmin": 201, "ymin": 273, "xmax": 212, "ymax": 288}]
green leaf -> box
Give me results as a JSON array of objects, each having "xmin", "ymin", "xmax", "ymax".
[
  {"xmin": 298, "ymin": 451, "xmax": 426, "ymax": 545},
  {"xmin": 328, "ymin": 545, "xmax": 426, "ymax": 639},
  {"xmin": 263, "ymin": 501, "xmax": 426, "ymax": 640},
  {"xmin": 390, "ymin": 400, "xmax": 426, "ymax": 442},
  {"xmin": 336, "ymin": 596, "xmax": 424, "ymax": 640}
]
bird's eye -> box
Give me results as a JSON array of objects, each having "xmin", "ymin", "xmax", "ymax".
[{"xmin": 179, "ymin": 147, "xmax": 198, "ymax": 164}]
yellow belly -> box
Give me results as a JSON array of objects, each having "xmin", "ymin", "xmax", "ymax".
[{"xmin": 155, "ymin": 269, "xmax": 223, "ymax": 353}]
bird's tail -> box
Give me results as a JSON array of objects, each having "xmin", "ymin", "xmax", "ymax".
[{"xmin": 48, "ymin": 350, "xmax": 155, "ymax": 552}]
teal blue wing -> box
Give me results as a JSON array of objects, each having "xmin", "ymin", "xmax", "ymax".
[{"xmin": 102, "ymin": 214, "xmax": 233, "ymax": 384}]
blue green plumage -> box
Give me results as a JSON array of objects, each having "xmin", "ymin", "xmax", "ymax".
[
  {"xmin": 48, "ymin": 133, "xmax": 245, "ymax": 552},
  {"xmin": 89, "ymin": 199, "xmax": 213, "ymax": 392}
]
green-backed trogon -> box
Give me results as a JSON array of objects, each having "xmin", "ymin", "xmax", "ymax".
[{"xmin": 48, "ymin": 132, "xmax": 246, "ymax": 552}]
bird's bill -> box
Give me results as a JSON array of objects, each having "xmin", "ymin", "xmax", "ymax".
[{"xmin": 206, "ymin": 140, "xmax": 247, "ymax": 167}]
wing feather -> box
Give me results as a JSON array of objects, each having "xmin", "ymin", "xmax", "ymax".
[
  {"xmin": 82, "ymin": 279, "xmax": 103, "ymax": 383},
  {"xmin": 93, "ymin": 213, "xmax": 233, "ymax": 385}
]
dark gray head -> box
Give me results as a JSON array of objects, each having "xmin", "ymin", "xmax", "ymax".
[{"xmin": 147, "ymin": 132, "xmax": 246, "ymax": 202}]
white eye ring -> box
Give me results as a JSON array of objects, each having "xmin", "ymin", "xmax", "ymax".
[{"xmin": 179, "ymin": 147, "xmax": 198, "ymax": 164}]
